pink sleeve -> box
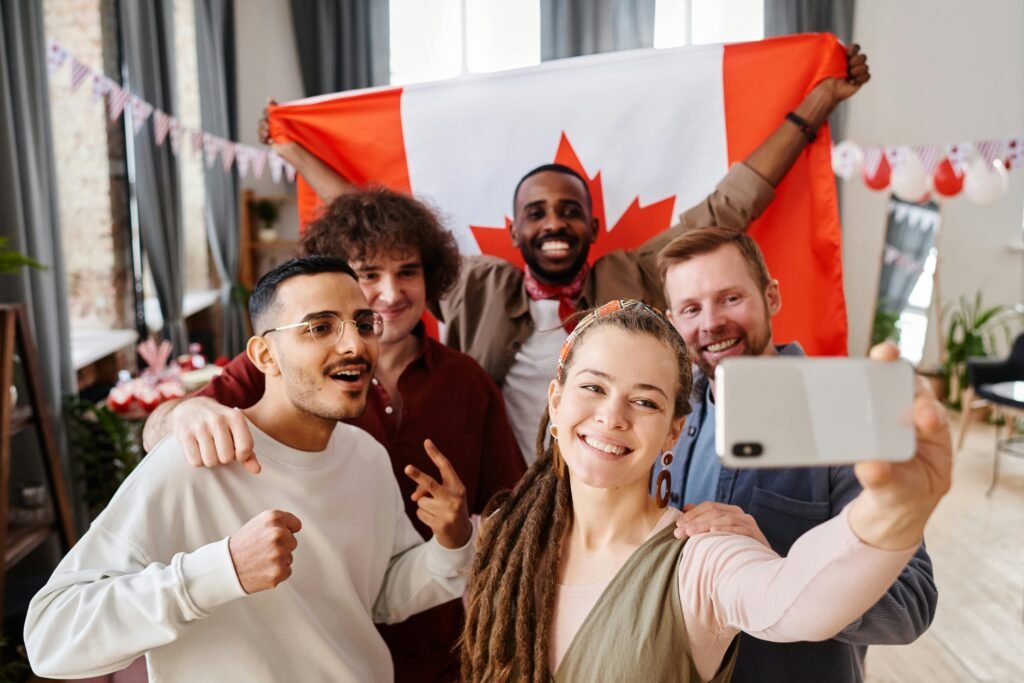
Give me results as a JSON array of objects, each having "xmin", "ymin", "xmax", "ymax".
[{"xmin": 679, "ymin": 506, "xmax": 918, "ymax": 643}]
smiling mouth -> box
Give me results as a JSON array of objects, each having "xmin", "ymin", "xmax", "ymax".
[
  {"xmin": 703, "ymin": 338, "xmax": 741, "ymax": 353},
  {"xmin": 581, "ymin": 434, "xmax": 633, "ymax": 456},
  {"xmin": 326, "ymin": 363, "xmax": 370, "ymax": 384}
]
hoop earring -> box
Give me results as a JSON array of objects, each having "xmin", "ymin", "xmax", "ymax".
[
  {"xmin": 654, "ymin": 451, "xmax": 674, "ymax": 508},
  {"xmin": 549, "ymin": 425, "xmax": 565, "ymax": 480}
]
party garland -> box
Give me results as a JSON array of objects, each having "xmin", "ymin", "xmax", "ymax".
[{"xmin": 46, "ymin": 39, "xmax": 295, "ymax": 184}]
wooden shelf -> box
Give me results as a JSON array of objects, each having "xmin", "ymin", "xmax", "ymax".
[
  {"xmin": 10, "ymin": 404, "xmax": 32, "ymax": 437},
  {"xmin": 5, "ymin": 521, "xmax": 54, "ymax": 569}
]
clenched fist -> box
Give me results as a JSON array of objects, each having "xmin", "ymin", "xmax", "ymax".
[{"xmin": 228, "ymin": 509, "xmax": 302, "ymax": 594}]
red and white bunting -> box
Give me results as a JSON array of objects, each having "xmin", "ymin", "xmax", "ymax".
[
  {"xmin": 946, "ymin": 142, "xmax": 974, "ymax": 171},
  {"xmin": 129, "ymin": 96, "xmax": 154, "ymax": 134},
  {"xmin": 976, "ymin": 138, "xmax": 1005, "ymax": 166},
  {"xmin": 90, "ymin": 74, "xmax": 113, "ymax": 104},
  {"xmin": 153, "ymin": 109, "xmax": 172, "ymax": 145},
  {"xmin": 883, "ymin": 145, "xmax": 911, "ymax": 175},
  {"xmin": 69, "ymin": 58, "xmax": 92, "ymax": 92},
  {"xmin": 862, "ymin": 146, "xmax": 883, "ymax": 178},
  {"xmin": 168, "ymin": 119, "xmax": 183, "ymax": 155},
  {"xmin": 284, "ymin": 162, "xmax": 296, "ymax": 183},
  {"xmin": 1005, "ymin": 138, "xmax": 1024, "ymax": 170},
  {"xmin": 191, "ymin": 129, "xmax": 204, "ymax": 155},
  {"xmin": 46, "ymin": 40, "xmax": 70, "ymax": 75},
  {"xmin": 268, "ymin": 151, "xmax": 285, "ymax": 183},
  {"xmin": 913, "ymin": 144, "xmax": 942, "ymax": 177},
  {"xmin": 220, "ymin": 141, "xmax": 237, "ymax": 171},
  {"xmin": 106, "ymin": 83, "xmax": 131, "ymax": 121},
  {"xmin": 250, "ymin": 149, "xmax": 268, "ymax": 179},
  {"xmin": 235, "ymin": 146, "xmax": 251, "ymax": 178},
  {"xmin": 203, "ymin": 133, "xmax": 222, "ymax": 169}
]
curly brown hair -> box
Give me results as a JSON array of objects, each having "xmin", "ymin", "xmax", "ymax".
[{"xmin": 301, "ymin": 188, "xmax": 461, "ymax": 304}]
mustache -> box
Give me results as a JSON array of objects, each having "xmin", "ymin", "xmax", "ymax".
[
  {"xmin": 532, "ymin": 231, "xmax": 578, "ymax": 247},
  {"xmin": 323, "ymin": 358, "xmax": 372, "ymax": 375}
]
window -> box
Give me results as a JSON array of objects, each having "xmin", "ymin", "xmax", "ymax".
[
  {"xmin": 897, "ymin": 248, "xmax": 938, "ymax": 365},
  {"xmin": 389, "ymin": 0, "xmax": 541, "ymax": 85},
  {"xmin": 654, "ymin": 0, "xmax": 764, "ymax": 49}
]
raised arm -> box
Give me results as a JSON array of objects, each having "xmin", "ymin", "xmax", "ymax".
[{"xmin": 259, "ymin": 98, "xmax": 355, "ymax": 203}]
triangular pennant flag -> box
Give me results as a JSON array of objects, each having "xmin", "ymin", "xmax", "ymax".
[
  {"xmin": 1004, "ymin": 137, "xmax": 1023, "ymax": 170},
  {"xmin": 913, "ymin": 144, "xmax": 942, "ymax": 177},
  {"xmin": 191, "ymin": 129, "xmax": 204, "ymax": 155},
  {"xmin": 220, "ymin": 140, "xmax": 237, "ymax": 171},
  {"xmin": 204, "ymin": 133, "xmax": 222, "ymax": 168},
  {"xmin": 250, "ymin": 149, "xmax": 268, "ymax": 179},
  {"xmin": 168, "ymin": 119, "xmax": 183, "ymax": 155},
  {"xmin": 47, "ymin": 40, "xmax": 70, "ymax": 75},
  {"xmin": 69, "ymin": 58, "xmax": 92, "ymax": 92},
  {"xmin": 235, "ymin": 146, "xmax": 251, "ymax": 178},
  {"xmin": 883, "ymin": 145, "xmax": 909, "ymax": 174},
  {"xmin": 130, "ymin": 96, "xmax": 154, "ymax": 134},
  {"xmin": 976, "ymin": 138, "xmax": 1005, "ymax": 166},
  {"xmin": 107, "ymin": 83, "xmax": 131, "ymax": 121},
  {"xmin": 945, "ymin": 142, "xmax": 973, "ymax": 172},
  {"xmin": 153, "ymin": 110, "xmax": 172, "ymax": 145},
  {"xmin": 90, "ymin": 74, "xmax": 113, "ymax": 103},
  {"xmin": 284, "ymin": 161, "xmax": 296, "ymax": 183},
  {"xmin": 862, "ymin": 147, "xmax": 883, "ymax": 177},
  {"xmin": 268, "ymin": 151, "xmax": 284, "ymax": 182}
]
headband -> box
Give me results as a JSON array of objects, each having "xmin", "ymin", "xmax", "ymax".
[{"xmin": 555, "ymin": 299, "xmax": 667, "ymax": 382}]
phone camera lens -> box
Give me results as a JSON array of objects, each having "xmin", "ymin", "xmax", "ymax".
[{"xmin": 733, "ymin": 443, "xmax": 763, "ymax": 457}]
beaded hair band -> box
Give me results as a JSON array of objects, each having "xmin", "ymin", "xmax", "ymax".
[{"xmin": 555, "ymin": 299, "xmax": 666, "ymax": 383}]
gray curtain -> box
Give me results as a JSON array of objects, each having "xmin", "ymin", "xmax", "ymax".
[
  {"xmin": 876, "ymin": 198, "xmax": 938, "ymax": 315},
  {"xmin": 289, "ymin": 0, "xmax": 390, "ymax": 95},
  {"xmin": 120, "ymin": 0, "xmax": 188, "ymax": 354},
  {"xmin": 195, "ymin": 0, "xmax": 246, "ymax": 358},
  {"xmin": 541, "ymin": 0, "xmax": 656, "ymax": 60},
  {"xmin": 0, "ymin": 1, "xmax": 77, "ymax": 512},
  {"xmin": 764, "ymin": 0, "xmax": 855, "ymax": 140}
]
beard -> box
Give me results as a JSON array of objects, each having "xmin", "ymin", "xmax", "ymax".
[
  {"xmin": 693, "ymin": 316, "xmax": 773, "ymax": 379},
  {"xmin": 279, "ymin": 357, "xmax": 373, "ymax": 422},
  {"xmin": 521, "ymin": 240, "xmax": 592, "ymax": 285}
]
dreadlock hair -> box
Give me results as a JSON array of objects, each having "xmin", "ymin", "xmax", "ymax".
[{"xmin": 460, "ymin": 303, "xmax": 692, "ymax": 682}]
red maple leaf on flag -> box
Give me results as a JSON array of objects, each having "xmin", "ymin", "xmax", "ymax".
[{"xmin": 469, "ymin": 133, "xmax": 678, "ymax": 269}]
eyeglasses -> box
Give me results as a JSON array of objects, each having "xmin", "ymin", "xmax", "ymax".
[{"xmin": 262, "ymin": 312, "xmax": 384, "ymax": 346}]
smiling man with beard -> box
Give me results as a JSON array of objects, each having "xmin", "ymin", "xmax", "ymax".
[
  {"xmin": 652, "ymin": 227, "xmax": 937, "ymax": 683},
  {"xmin": 26, "ymin": 257, "xmax": 475, "ymax": 682}
]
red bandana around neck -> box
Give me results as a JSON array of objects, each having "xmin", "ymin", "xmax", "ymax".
[{"xmin": 523, "ymin": 263, "xmax": 591, "ymax": 333}]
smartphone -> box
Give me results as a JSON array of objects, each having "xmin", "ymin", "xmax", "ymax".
[{"xmin": 715, "ymin": 357, "xmax": 916, "ymax": 468}]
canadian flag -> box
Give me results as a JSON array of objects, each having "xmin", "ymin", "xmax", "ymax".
[{"xmin": 269, "ymin": 33, "xmax": 848, "ymax": 355}]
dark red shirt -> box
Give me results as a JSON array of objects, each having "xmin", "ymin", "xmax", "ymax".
[{"xmin": 195, "ymin": 332, "xmax": 525, "ymax": 682}]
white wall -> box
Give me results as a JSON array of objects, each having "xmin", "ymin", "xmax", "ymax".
[
  {"xmin": 842, "ymin": 0, "xmax": 1024, "ymax": 364},
  {"xmin": 234, "ymin": 0, "xmax": 304, "ymax": 239}
]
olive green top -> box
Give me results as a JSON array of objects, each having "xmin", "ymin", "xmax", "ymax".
[{"xmin": 552, "ymin": 523, "xmax": 739, "ymax": 683}]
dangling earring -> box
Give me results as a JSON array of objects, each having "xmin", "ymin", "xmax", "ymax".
[
  {"xmin": 549, "ymin": 425, "xmax": 565, "ymax": 480},
  {"xmin": 655, "ymin": 451, "xmax": 674, "ymax": 508}
]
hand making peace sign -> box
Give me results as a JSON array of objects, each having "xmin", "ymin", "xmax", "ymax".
[{"xmin": 404, "ymin": 440, "xmax": 473, "ymax": 549}]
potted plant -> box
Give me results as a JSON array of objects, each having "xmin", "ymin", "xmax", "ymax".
[
  {"xmin": 64, "ymin": 395, "xmax": 141, "ymax": 515},
  {"xmin": 251, "ymin": 199, "xmax": 281, "ymax": 243},
  {"xmin": 942, "ymin": 292, "xmax": 1017, "ymax": 409}
]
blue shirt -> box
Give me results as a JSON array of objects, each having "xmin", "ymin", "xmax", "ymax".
[{"xmin": 681, "ymin": 385, "xmax": 719, "ymax": 506}]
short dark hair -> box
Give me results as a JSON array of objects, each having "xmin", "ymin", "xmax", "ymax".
[
  {"xmin": 249, "ymin": 255, "xmax": 357, "ymax": 334},
  {"xmin": 301, "ymin": 189, "xmax": 460, "ymax": 305},
  {"xmin": 512, "ymin": 163, "xmax": 592, "ymax": 213},
  {"xmin": 658, "ymin": 226, "xmax": 772, "ymax": 294}
]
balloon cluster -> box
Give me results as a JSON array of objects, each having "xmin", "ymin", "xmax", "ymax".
[{"xmin": 832, "ymin": 140, "xmax": 1014, "ymax": 205}]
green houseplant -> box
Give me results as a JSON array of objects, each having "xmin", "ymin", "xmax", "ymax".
[
  {"xmin": 942, "ymin": 292, "xmax": 1016, "ymax": 408},
  {"xmin": 0, "ymin": 236, "xmax": 44, "ymax": 274},
  {"xmin": 252, "ymin": 199, "xmax": 281, "ymax": 242},
  {"xmin": 64, "ymin": 395, "xmax": 142, "ymax": 513}
]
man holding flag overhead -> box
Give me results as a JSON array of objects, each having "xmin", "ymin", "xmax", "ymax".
[{"xmin": 264, "ymin": 35, "xmax": 869, "ymax": 459}]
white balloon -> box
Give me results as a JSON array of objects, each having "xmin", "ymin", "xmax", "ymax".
[
  {"xmin": 964, "ymin": 157, "xmax": 1009, "ymax": 206},
  {"xmin": 890, "ymin": 147, "xmax": 930, "ymax": 202},
  {"xmin": 831, "ymin": 141, "xmax": 863, "ymax": 180}
]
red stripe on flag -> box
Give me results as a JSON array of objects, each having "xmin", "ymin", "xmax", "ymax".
[
  {"xmin": 268, "ymin": 87, "xmax": 409, "ymax": 230},
  {"xmin": 722, "ymin": 34, "xmax": 848, "ymax": 357}
]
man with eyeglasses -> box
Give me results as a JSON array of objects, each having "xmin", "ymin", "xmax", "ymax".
[
  {"xmin": 141, "ymin": 189, "xmax": 524, "ymax": 682},
  {"xmin": 26, "ymin": 256, "xmax": 476, "ymax": 682}
]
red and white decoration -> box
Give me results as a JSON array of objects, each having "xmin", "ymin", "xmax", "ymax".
[
  {"xmin": 834, "ymin": 136, "xmax": 1020, "ymax": 205},
  {"xmin": 45, "ymin": 38, "xmax": 292, "ymax": 184}
]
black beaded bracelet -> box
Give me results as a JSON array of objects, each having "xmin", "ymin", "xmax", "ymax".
[{"xmin": 785, "ymin": 112, "xmax": 817, "ymax": 143}]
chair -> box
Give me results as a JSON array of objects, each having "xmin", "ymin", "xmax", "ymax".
[{"xmin": 963, "ymin": 333, "xmax": 1024, "ymax": 495}]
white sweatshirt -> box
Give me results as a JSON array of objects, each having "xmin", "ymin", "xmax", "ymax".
[{"xmin": 25, "ymin": 420, "xmax": 474, "ymax": 682}]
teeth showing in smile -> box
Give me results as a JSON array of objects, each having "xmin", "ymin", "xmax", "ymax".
[
  {"xmin": 706, "ymin": 338, "xmax": 740, "ymax": 353},
  {"xmin": 583, "ymin": 435, "xmax": 629, "ymax": 455},
  {"xmin": 332, "ymin": 369, "xmax": 363, "ymax": 382},
  {"xmin": 541, "ymin": 240, "xmax": 570, "ymax": 253}
]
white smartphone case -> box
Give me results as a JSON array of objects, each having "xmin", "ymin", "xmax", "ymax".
[{"xmin": 715, "ymin": 357, "xmax": 916, "ymax": 468}]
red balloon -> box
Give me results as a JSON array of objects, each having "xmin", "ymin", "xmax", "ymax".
[
  {"xmin": 932, "ymin": 158, "xmax": 964, "ymax": 197},
  {"xmin": 863, "ymin": 154, "xmax": 891, "ymax": 190}
]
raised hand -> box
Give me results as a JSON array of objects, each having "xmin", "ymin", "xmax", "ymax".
[
  {"xmin": 228, "ymin": 509, "xmax": 302, "ymax": 594},
  {"xmin": 404, "ymin": 440, "xmax": 472, "ymax": 549},
  {"xmin": 171, "ymin": 397, "xmax": 261, "ymax": 474},
  {"xmin": 674, "ymin": 501, "xmax": 769, "ymax": 546},
  {"xmin": 848, "ymin": 343, "xmax": 952, "ymax": 551},
  {"xmin": 819, "ymin": 43, "xmax": 871, "ymax": 106}
]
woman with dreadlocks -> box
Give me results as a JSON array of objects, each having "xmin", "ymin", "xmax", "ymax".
[{"xmin": 461, "ymin": 300, "xmax": 951, "ymax": 682}]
